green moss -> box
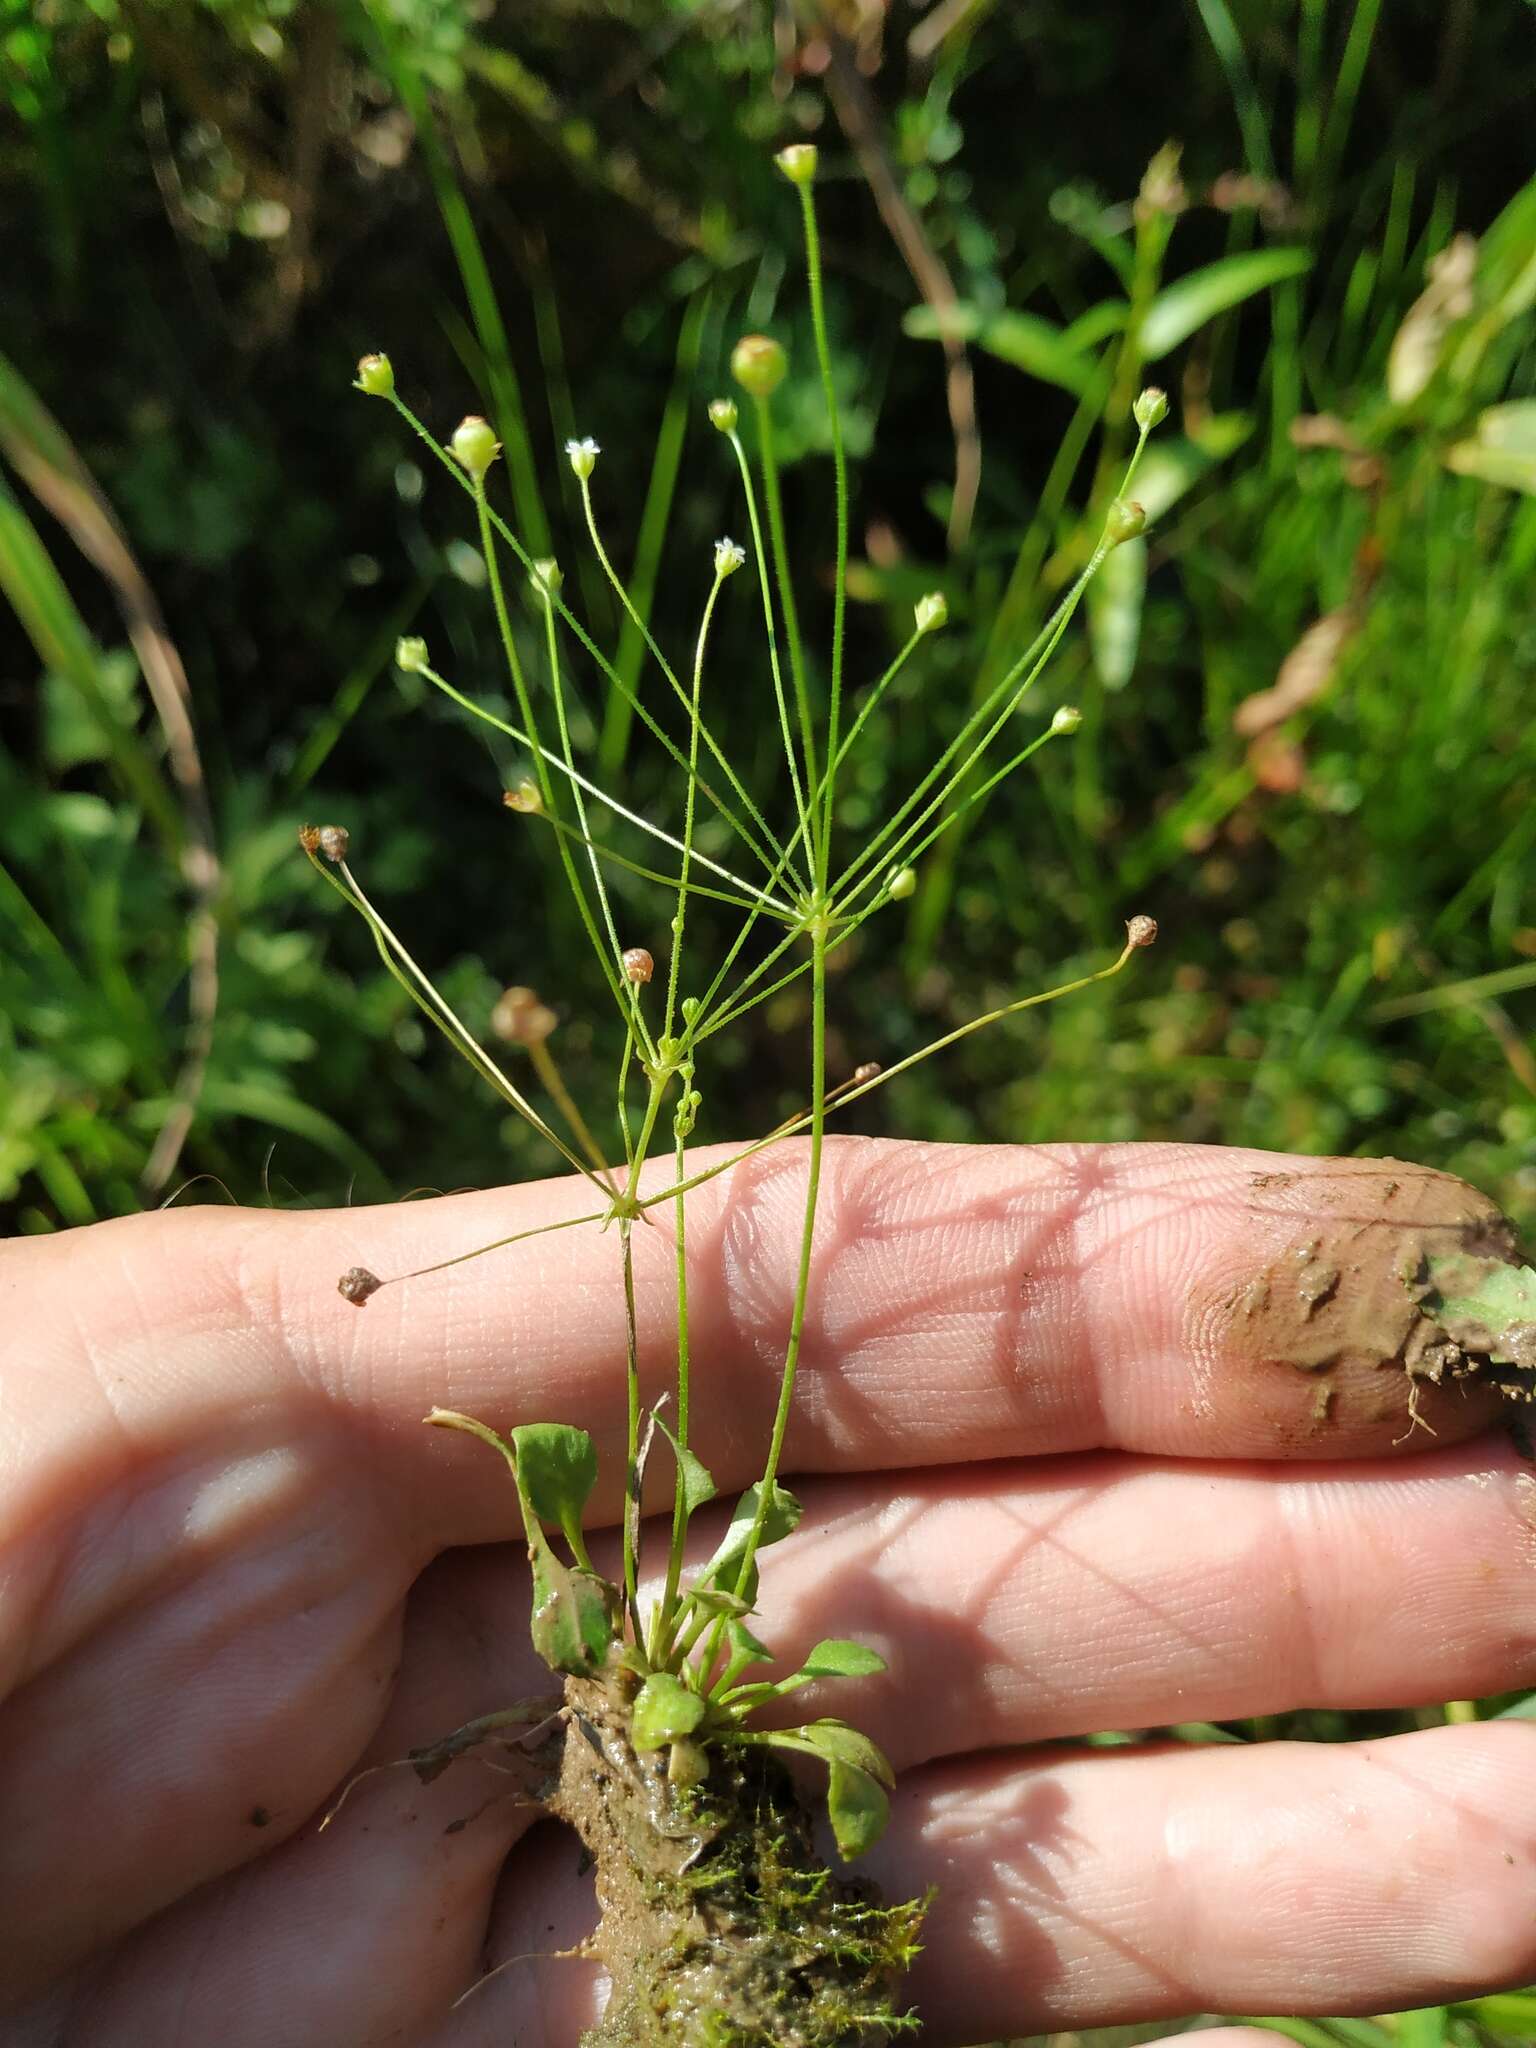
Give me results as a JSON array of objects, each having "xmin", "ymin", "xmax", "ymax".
[{"xmin": 550, "ymin": 1675, "xmax": 926, "ymax": 2047}]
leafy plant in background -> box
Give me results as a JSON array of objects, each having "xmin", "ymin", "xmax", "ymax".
[{"xmin": 307, "ymin": 144, "xmax": 1161, "ymax": 2042}]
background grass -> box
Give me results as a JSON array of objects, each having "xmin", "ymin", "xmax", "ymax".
[{"xmin": 3, "ymin": 3, "xmax": 1536, "ymax": 2041}]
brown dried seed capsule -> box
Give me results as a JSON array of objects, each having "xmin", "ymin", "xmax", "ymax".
[
  {"xmin": 492, "ymin": 986, "xmax": 557, "ymax": 1045},
  {"xmin": 622, "ymin": 947, "xmax": 654, "ymax": 986},
  {"xmin": 317, "ymin": 824, "xmax": 350, "ymax": 864},
  {"xmin": 298, "ymin": 824, "xmax": 322, "ymax": 855},
  {"xmin": 1126, "ymin": 914, "xmax": 1159, "ymax": 949},
  {"xmin": 338, "ymin": 1267, "xmax": 383, "ymax": 1306},
  {"xmin": 851, "ymin": 1062, "xmax": 882, "ymax": 1085}
]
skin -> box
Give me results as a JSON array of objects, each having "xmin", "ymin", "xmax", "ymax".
[{"xmin": 2, "ymin": 1136, "xmax": 1534, "ymax": 2048}]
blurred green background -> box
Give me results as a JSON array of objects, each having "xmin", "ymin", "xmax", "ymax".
[{"xmin": 3, "ymin": 3, "xmax": 1536, "ymax": 2041}]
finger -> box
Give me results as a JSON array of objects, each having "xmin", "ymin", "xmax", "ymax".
[
  {"xmin": 874, "ymin": 1721, "xmax": 1536, "ymax": 2039},
  {"xmin": 6, "ymin": 1144, "xmax": 1518, "ymax": 1603},
  {"xmin": 742, "ymin": 1436, "xmax": 1536, "ymax": 1757},
  {"xmin": 24, "ymin": 1548, "xmax": 552, "ymax": 2043}
]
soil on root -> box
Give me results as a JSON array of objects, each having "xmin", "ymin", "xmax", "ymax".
[
  {"xmin": 542, "ymin": 1672, "xmax": 924, "ymax": 2048},
  {"xmin": 1213, "ymin": 1160, "xmax": 1532, "ymax": 1449}
]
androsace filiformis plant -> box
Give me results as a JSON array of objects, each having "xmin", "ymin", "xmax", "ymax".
[{"xmin": 306, "ymin": 142, "xmax": 1164, "ymax": 2048}]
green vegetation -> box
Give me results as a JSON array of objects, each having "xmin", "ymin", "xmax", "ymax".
[{"xmin": 3, "ymin": 4, "xmax": 1535, "ymax": 2042}]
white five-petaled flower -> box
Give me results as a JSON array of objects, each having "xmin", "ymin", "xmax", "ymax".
[
  {"xmin": 714, "ymin": 536, "xmax": 746, "ymax": 578},
  {"xmin": 565, "ymin": 436, "xmax": 600, "ymax": 479}
]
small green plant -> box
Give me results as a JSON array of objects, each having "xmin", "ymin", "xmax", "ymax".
[{"xmin": 306, "ymin": 143, "xmax": 1163, "ymax": 2044}]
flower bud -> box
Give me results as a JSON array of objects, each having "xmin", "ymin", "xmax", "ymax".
[
  {"xmin": 451, "ymin": 415, "xmax": 500, "ymax": 479},
  {"xmin": 395, "ymin": 635, "xmax": 429, "ymax": 673},
  {"xmin": 317, "ymin": 823, "xmax": 350, "ymax": 864},
  {"xmin": 338, "ymin": 1266, "xmax": 383, "ymax": 1306},
  {"xmin": 622, "ymin": 946, "xmax": 654, "ymax": 986},
  {"xmin": 851, "ymin": 1061, "xmax": 882, "ymax": 1085},
  {"xmin": 887, "ymin": 866, "xmax": 917, "ymax": 901},
  {"xmin": 1125, "ymin": 914, "xmax": 1158, "ymax": 949},
  {"xmin": 298, "ymin": 824, "xmax": 322, "ymax": 855},
  {"xmin": 565, "ymin": 436, "xmax": 600, "ymax": 480},
  {"xmin": 491, "ymin": 985, "xmax": 557, "ymax": 1046},
  {"xmin": 714, "ymin": 536, "xmax": 746, "ymax": 578},
  {"xmin": 355, "ymin": 352, "xmax": 395, "ymax": 398},
  {"xmin": 707, "ymin": 397, "xmax": 738, "ymax": 434},
  {"xmin": 1133, "ymin": 386, "xmax": 1168, "ymax": 432},
  {"xmin": 680, "ymin": 996, "xmax": 701, "ymax": 1024},
  {"xmin": 1051, "ymin": 704, "xmax": 1082, "ymax": 735},
  {"xmin": 914, "ymin": 591, "xmax": 948, "ymax": 635},
  {"xmin": 774, "ymin": 143, "xmax": 818, "ymax": 186},
  {"xmin": 530, "ymin": 558, "xmax": 563, "ymax": 599},
  {"xmin": 502, "ymin": 779, "xmax": 544, "ymax": 816},
  {"xmin": 1106, "ymin": 499, "xmax": 1146, "ymax": 545},
  {"xmin": 731, "ymin": 334, "xmax": 787, "ymax": 399}
]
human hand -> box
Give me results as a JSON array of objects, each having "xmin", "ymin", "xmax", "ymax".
[{"xmin": 3, "ymin": 1138, "xmax": 1532, "ymax": 2046}]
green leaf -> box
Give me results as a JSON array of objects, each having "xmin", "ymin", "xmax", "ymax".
[
  {"xmin": 778, "ymin": 1639, "xmax": 888, "ymax": 1691},
  {"xmin": 748, "ymin": 1719, "xmax": 895, "ymax": 1860},
  {"xmin": 509, "ymin": 1422, "xmax": 598, "ymax": 1559},
  {"xmin": 527, "ymin": 1536, "xmax": 618, "ymax": 1676},
  {"xmin": 792, "ymin": 1718, "xmax": 897, "ymax": 1788},
  {"xmin": 700, "ymin": 1481, "xmax": 803, "ymax": 1600},
  {"xmin": 651, "ymin": 1414, "xmax": 718, "ymax": 1516},
  {"xmin": 1422, "ymin": 1254, "xmax": 1536, "ymax": 1366},
  {"xmin": 1494, "ymin": 1691, "xmax": 1536, "ymax": 1721},
  {"xmin": 1444, "ymin": 400, "xmax": 1536, "ymax": 495},
  {"xmin": 632, "ymin": 1671, "xmax": 707, "ymax": 1752},
  {"xmin": 724, "ymin": 1616, "xmax": 773, "ymax": 1670},
  {"xmin": 902, "ymin": 302, "xmax": 1097, "ymax": 395},
  {"xmin": 1141, "ymin": 247, "xmax": 1313, "ymax": 360},
  {"xmin": 825, "ymin": 1757, "xmax": 890, "ymax": 1861}
]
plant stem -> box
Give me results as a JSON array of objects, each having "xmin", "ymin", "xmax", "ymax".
[
  {"xmin": 663, "ymin": 562, "xmax": 727, "ymax": 1045},
  {"xmin": 732, "ymin": 925, "xmax": 828, "ymax": 1597},
  {"xmin": 727, "ymin": 423, "xmax": 816, "ymax": 880},
  {"xmin": 651, "ymin": 1118, "xmax": 693, "ymax": 1663},
  {"xmin": 798, "ymin": 177, "xmax": 848, "ymax": 861},
  {"xmin": 577, "ymin": 471, "xmax": 794, "ymax": 886}
]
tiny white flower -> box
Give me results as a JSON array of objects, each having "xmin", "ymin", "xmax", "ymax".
[
  {"xmin": 565, "ymin": 436, "xmax": 601, "ymax": 480},
  {"xmin": 714, "ymin": 536, "xmax": 746, "ymax": 578}
]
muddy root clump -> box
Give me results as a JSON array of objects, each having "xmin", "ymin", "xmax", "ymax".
[{"xmin": 541, "ymin": 1673, "xmax": 925, "ymax": 2048}]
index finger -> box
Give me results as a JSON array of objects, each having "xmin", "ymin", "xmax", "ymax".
[{"xmin": 7, "ymin": 1139, "xmax": 1521, "ymax": 1553}]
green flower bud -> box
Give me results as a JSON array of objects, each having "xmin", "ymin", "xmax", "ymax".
[
  {"xmin": 774, "ymin": 143, "xmax": 818, "ymax": 186},
  {"xmin": 1133, "ymin": 386, "xmax": 1169, "ymax": 431},
  {"xmin": 395, "ymin": 635, "xmax": 429, "ymax": 673},
  {"xmin": 914, "ymin": 591, "xmax": 948, "ymax": 634},
  {"xmin": 355, "ymin": 352, "xmax": 395, "ymax": 398},
  {"xmin": 887, "ymin": 865, "xmax": 917, "ymax": 901},
  {"xmin": 1050, "ymin": 704, "xmax": 1083, "ymax": 735},
  {"xmin": 707, "ymin": 397, "xmax": 738, "ymax": 434},
  {"xmin": 1107, "ymin": 499, "xmax": 1146, "ymax": 545},
  {"xmin": 530, "ymin": 558, "xmax": 563, "ymax": 599},
  {"xmin": 565, "ymin": 435, "xmax": 600, "ymax": 480},
  {"xmin": 731, "ymin": 334, "xmax": 787, "ymax": 399},
  {"xmin": 451, "ymin": 415, "xmax": 500, "ymax": 479},
  {"xmin": 714, "ymin": 536, "xmax": 746, "ymax": 578},
  {"xmin": 502, "ymin": 779, "xmax": 544, "ymax": 816}
]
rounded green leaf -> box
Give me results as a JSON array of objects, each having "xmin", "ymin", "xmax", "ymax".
[
  {"xmin": 797, "ymin": 1639, "xmax": 887, "ymax": 1682},
  {"xmin": 632, "ymin": 1671, "xmax": 708, "ymax": 1752},
  {"xmin": 825, "ymin": 1757, "xmax": 890, "ymax": 1862},
  {"xmin": 509, "ymin": 1422, "xmax": 598, "ymax": 1554}
]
